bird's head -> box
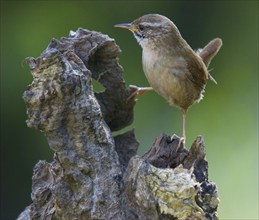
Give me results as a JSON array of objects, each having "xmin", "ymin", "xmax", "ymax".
[{"xmin": 115, "ymin": 14, "xmax": 179, "ymax": 48}]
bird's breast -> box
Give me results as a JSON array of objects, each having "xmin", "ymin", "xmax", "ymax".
[{"xmin": 142, "ymin": 48, "xmax": 204, "ymax": 109}]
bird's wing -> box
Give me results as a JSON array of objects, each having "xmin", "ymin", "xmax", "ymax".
[{"xmin": 185, "ymin": 52, "xmax": 208, "ymax": 89}]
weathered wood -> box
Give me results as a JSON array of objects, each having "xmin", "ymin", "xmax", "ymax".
[
  {"xmin": 18, "ymin": 28, "xmax": 219, "ymax": 220},
  {"xmin": 142, "ymin": 134, "xmax": 219, "ymax": 219}
]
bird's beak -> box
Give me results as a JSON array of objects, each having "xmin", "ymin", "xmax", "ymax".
[{"xmin": 114, "ymin": 23, "xmax": 138, "ymax": 32}]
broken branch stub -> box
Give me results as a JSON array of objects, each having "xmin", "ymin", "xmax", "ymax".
[
  {"xmin": 141, "ymin": 134, "xmax": 219, "ymax": 219},
  {"xmin": 19, "ymin": 28, "xmax": 219, "ymax": 220}
]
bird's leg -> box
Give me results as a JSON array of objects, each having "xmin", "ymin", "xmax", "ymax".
[
  {"xmin": 127, "ymin": 85, "xmax": 154, "ymax": 101},
  {"xmin": 178, "ymin": 109, "xmax": 186, "ymax": 147}
]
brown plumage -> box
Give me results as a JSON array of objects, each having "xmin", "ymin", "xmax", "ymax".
[{"xmin": 115, "ymin": 14, "xmax": 222, "ymax": 145}]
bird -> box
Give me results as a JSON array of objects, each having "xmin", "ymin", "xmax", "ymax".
[{"xmin": 115, "ymin": 14, "xmax": 222, "ymax": 146}]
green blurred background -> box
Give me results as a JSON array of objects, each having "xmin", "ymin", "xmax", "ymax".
[{"xmin": 1, "ymin": 1, "xmax": 258, "ymax": 219}]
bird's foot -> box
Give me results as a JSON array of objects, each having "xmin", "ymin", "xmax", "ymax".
[
  {"xmin": 178, "ymin": 136, "xmax": 185, "ymax": 148},
  {"xmin": 127, "ymin": 85, "xmax": 153, "ymax": 101},
  {"xmin": 171, "ymin": 135, "xmax": 185, "ymax": 152}
]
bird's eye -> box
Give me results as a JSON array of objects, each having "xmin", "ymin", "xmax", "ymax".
[{"xmin": 139, "ymin": 24, "xmax": 144, "ymax": 31}]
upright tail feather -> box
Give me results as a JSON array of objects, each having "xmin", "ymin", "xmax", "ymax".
[{"xmin": 197, "ymin": 38, "xmax": 222, "ymax": 84}]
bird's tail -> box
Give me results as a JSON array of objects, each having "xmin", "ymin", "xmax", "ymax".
[
  {"xmin": 197, "ymin": 38, "xmax": 223, "ymax": 84},
  {"xmin": 208, "ymin": 73, "xmax": 217, "ymax": 84}
]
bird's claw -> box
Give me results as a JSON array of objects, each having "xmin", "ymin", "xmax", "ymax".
[
  {"xmin": 178, "ymin": 137, "xmax": 185, "ymax": 148},
  {"xmin": 127, "ymin": 85, "xmax": 153, "ymax": 101}
]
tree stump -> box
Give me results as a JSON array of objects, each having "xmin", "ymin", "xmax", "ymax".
[{"xmin": 18, "ymin": 28, "xmax": 219, "ymax": 220}]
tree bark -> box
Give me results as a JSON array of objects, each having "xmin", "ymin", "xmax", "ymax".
[{"xmin": 18, "ymin": 28, "xmax": 219, "ymax": 220}]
